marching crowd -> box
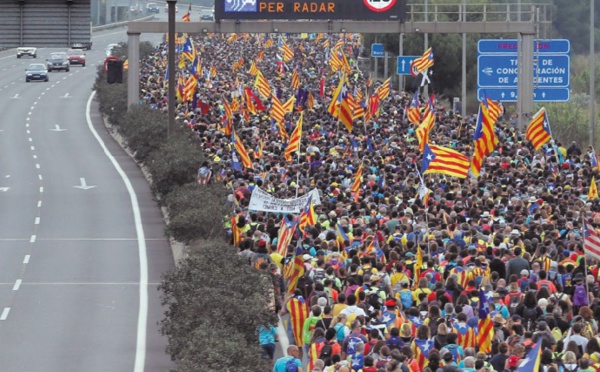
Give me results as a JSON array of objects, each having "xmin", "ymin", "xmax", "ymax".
[{"xmin": 137, "ymin": 27, "xmax": 600, "ymax": 372}]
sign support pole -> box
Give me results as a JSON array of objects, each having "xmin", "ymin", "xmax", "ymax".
[
  {"xmin": 399, "ymin": 33, "xmax": 404, "ymax": 92},
  {"xmin": 423, "ymin": 0, "xmax": 429, "ymax": 98},
  {"xmin": 384, "ymin": 51, "xmax": 388, "ymax": 79},
  {"xmin": 590, "ymin": 0, "xmax": 596, "ymax": 149},
  {"xmin": 461, "ymin": 0, "xmax": 466, "ymax": 115},
  {"xmin": 374, "ymin": 35, "xmax": 378, "ymax": 80}
]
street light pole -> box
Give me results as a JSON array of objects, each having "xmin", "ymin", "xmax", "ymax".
[
  {"xmin": 591, "ymin": 0, "xmax": 596, "ymax": 149},
  {"xmin": 167, "ymin": 0, "xmax": 177, "ymax": 138}
]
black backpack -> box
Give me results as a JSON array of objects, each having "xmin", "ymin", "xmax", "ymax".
[
  {"xmin": 523, "ymin": 307, "xmax": 538, "ymax": 330},
  {"xmin": 367, "ymin": 289, "xmax": 383, "ymax": 310},
  {"xmin": 319, "ymin": 342, "xmax": 333, "ymax": 366},
  {"xmin": 508, "ymin": 293, "xmax": 521, "ymax": 315}
]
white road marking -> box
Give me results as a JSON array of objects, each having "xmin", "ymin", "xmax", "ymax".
[
  {"xmin": 35, "ymin": 217, "xmax": 40, "ymax": 224},
  {"xmin": 33, "ymin": 155, "xmax": 37, "ymax": 159},
  {"xmin": 74, "ymin": 178, "xmax": 96, "ymax": 190},
  {"xmin": 37, "ymin": 201, "xmax": 42, "ymax": 207},
  {"xmin": 23, "ymin": 255, "xmax": 30, "ymax": 264},
  {"xmin": 39, "ymin": 187, "xmax": 43, "ymax": 193},
  {"xmin": 13, "ymin": 280, "xmax": 22, "ymax": 291},
  {"xmin": 28, "ymin": 111, "xmax": 31, "ymax": 115},
  {"xmin": 26, "ymin": 117, "xmax": 30, "ymax": 120},
  {"xmin": 38, "ymin": 175, "xmax": 42, "ymax": 180},
  {"xmin": 33, "ymin": 101, "xmax": 37, "ymax": 105},
  {"xmin": 28, "ymin": 138, "xmax": 32, "ymax": 142},
  {"xmin": 30, "ymin": 235, "xmax": 36, "ymax": 243},
  {"xmin": 46, "ymin": 87, "xmax": 50, "ymax": 90},
  {"xmin": 35, "ymin": 164, "xmax": 40, "ymax": 168},
  {"xmin": 30, "ymin": 106, "xmax": 34, "ymax": 110},
  {"xmin": 26, "ymin": 130, "xmax": 30, "ymax": 134},
  {"xmin": 86, "ymin": 91, "xmax": 149, "ymax": 372},
  {"xmin": 30, "ymin": 146, "xmax": 35, "ymax": 150},
  {"xmin": 0, "ymin": 308, "xmax": 10, "ymax": 320},
  {"xmin": 5, "ymin": 175, "xmax": 9, "ymax": 178},
  {"xmin": 12, "ymin": 94, "xmax": 19, "ymax": 99},
  {"xmin": 26, "ymin": 124, "xmax": 29, "ymax": 127}
]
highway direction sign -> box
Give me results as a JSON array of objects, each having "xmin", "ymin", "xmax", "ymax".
[
  {"xmin": 478, "ymin": 54, "xmax": 569, "ymax": 88},
  {"xmin": 396, "ymin": 56, "xmax": 419, "ymax": 75},
  {"xmin": 371, "ymin": 43, "xmax": 385, "ymax": 58},
  {"xmin": 478, "ymin": 39, "xmax": 570, "ymax": 54},
  {"xmin": 478, "ymin": 88, "xmax": 570, "ymax": 103}
]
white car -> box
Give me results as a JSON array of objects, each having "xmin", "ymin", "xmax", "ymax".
[
  {"xmin": 17, "ymin": 47, "xmax": 37, "ymax": 58},
  {"xmin": 105, "ymin": 43, "xmax": 119, "ymax": 57}
]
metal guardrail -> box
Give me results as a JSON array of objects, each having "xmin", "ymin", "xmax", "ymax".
[{"xmin": 92, "ymin": 15, "xmax": 156, "ymax": 32}]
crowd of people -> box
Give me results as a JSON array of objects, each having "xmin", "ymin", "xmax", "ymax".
[{"xmin": 137, "ymin": 29, "xmax": 600, "ymax": 372}]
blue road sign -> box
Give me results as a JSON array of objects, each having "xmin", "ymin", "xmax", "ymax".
[
  {"xmin": 478, "ymin": 54, "xmax": 569, "ymax": 88},
  {"xmin": 478, "ymin": 88, "xmax": 570, "ymax": 103},
  {"xmin": 371, "ymin": 43, "xmax": 385, "ymax": 58},
  {"xmin": 478, "ymin": 39, "xmax": 570, "ymax": 54},
  {"xmin": 396, "ymin": 56, "xmax": 419, "ymax": 75}
]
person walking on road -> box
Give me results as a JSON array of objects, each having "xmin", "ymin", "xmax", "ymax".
[{"xmin": 273, "ymin": 345, "xmax": 304, "ymax": 372}]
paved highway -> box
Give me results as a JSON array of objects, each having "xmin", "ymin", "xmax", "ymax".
[{"xmin": 0, "ymin": 16, "xmax": 174, "ymax": 372}]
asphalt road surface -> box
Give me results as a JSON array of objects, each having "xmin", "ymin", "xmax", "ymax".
[{"xmin": 0, "ymin": 16, "xmax": 175, "ymax": 372}]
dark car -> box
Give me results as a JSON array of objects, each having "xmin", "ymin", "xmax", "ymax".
[
  {"xmin": 66, "ymin": 49, "xmax": 86, "ymax": 66},
  {"xmin": 46, "ymin": 52, "xmax": 70, "ymax": 72},
  {"xmin": 146, "ymin": 2, "xmax": 159, "ymax": 13},
  {"xmin": 200, "ymin": 14, "xmax": 214, "ymax": 21},
  {"xmin": 25, "ymin": 63, "xmax": 48, "ymax": 82}
]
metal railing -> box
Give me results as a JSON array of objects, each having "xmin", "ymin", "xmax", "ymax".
[{"xmin": 406, "ymin": 3, "xmax": 552, "ymax": 24}]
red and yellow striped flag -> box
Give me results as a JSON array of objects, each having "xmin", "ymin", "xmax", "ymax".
[
  {"xmin": 248, "ymin": 60, "xmax": 259, "ymax": 76},
  {"xmin": 283, "ymin": 96, "xmax": 295, "ymax": 113},
  {"xmin": 351, "ymin": 162, "xmax": 363, "ymax": 194},
  {"xmin": 291, "ymin": 68, "xmax": 300, "ymax": 90},
  {"xmin": 284, "ymin": 112, "xmax": 303, "ymax": 161},
  {"xmin": 254, "ymin": 71, "xmax": 271, "ymax": 99},
  {"xmin": 232, "ymin": 131, "xmax": 254, "ymax": 169},
  {"xmin": 270, "ymin": 95, "xmax": 286, "ymax": 124}
]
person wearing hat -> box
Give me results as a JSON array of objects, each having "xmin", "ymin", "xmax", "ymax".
[
  {"xmin": 492, "ymin": 314, "xmax": 509, "ymax": 343},
  {"xmin": 492, "ymin": 292, "xmax": 510, "ymax": 318},
  {"xmin": 534, "ymin": 320, "xmax": 557, "ymax": 351}
]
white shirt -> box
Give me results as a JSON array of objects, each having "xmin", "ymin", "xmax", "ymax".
[{"xmin": 340, "ymin": 305, "xmax": 366, "ymax": 318}]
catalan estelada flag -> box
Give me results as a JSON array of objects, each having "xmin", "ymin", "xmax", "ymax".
[
  {"xmin": 276, "ymin": 219, "xmax": 296, "ymax": 256},
  {"xmin": 412, "ymin": 338, "xmax": 434, "ymax": 369},
  {"xmin": 517, "ymin": 339, "xmax": 542, "ymax": 372},
  {"xmin": 181, "ymin": 3, "xmax": 191, "ymax": 22},
  {"xmin": 481, "ymin": 90, "xmax": 503, "ymax": 122},
  {"xmin": 327, "ymin": 78, "xmax": 343, "ymax": 118},
  {"xmin": 351, "ymin": 162, "xmax": 363, "ymax": 194},
  {"xmin": 278, "ymin": 37, "xmax": 294, "ymax": 62},
  {"xmin": 298, "ymin": 195, "xmax": 316, "ymax": 233},
  {"xmin": 590, "ymin": 176, "xmax": 599, "ymax": 200},
  {"xmin": 286, "ymin": 244, "xmax": 305, "ymax": 295},
  {"xmin": 410, "ymin": 47, "xmax": 434, "ymax": 74},
  {"xmin": 477, "ymin": 288, "xmax": 494, "ymax": 354},
  {"xmin": 454, "ymin": 323, "xmax": 476, "ymax": 350},
  {"xmin": 470, "ymin": 102, "xmax": 499, "ymax": 177},
  {"xmin": 526, "ymin": 107, "xmax": 552, "ymax": 150},
  {"xmin": 286, "ymin": 293, "xmax": 308, "ymax": 347},
  {"xmin": 416, "ymin": 108, "xmax": 435, "ymax": 153},
  {"xmin": 407, "ymin": 90, "xmax": 421, "ymax": 125},
  {"xmin": 422, "ymin": 143, "xmax": 470, "ymax": 179},
  {"xmin": 284, "ymin": 112, "xmax": 303, "ymax": 161},
  {"xmin": 339, "ymin": 81, "xmax": 354, "ymax": 132},
  {"xmin": 377, "ymin": 77, "xmax": 391, "ymax": 101},
  {"xmin": 232, "ymin": 131, "xmax": 253, "ymax": 169},
  {"xmin": 181, "ymin": 36, "xmax": 196, "ymax": 63}
]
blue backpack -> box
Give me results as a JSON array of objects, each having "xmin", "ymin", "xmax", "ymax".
[
  {"xmin": 400, "ymin": 290, "xmax": 413, "ymax": 309},
  {"xmin": 285, "ymin": 357, "xmax": 298, "ymax": 372}
]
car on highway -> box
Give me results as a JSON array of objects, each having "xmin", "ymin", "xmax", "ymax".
[
  {"xmin": 46, "ymin": 52, "xmax": 70, "ymax": 72},
  {"xmin": 17, "ymin": 47, "xmax": 37, "ymax": 58},
  {"xmin": 200, "ymin": 14, "xmax": 214, "ymax": 21},
  {"xmin": 105, "ymin": 43, "xmax": 120, "ymax": 57},
  {"xmin": 66, "ymin": 49, "xmax": 86, "ymax": 67},
  {"xmin": 71, "ymin": 42, "xmax": 92, "ymax": 51},
  {"xmin": 25, "ymin": 63, "xmax": 49, "ymax": 82},
  {"xmin": 146, "ymin": 2, "xmax": 160, "ymax": 13},
  {"xmin": 164, "ymin": 4, "xmax": 178, "ymax": 12}
]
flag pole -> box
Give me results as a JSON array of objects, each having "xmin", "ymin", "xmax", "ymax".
[
  {"xmin": 295, "ymin": 112, "xmax": 302, "ymax": 198},
  {"xmin": 414, "ymin": 165, "xmax": 431, "ymax": 256}
]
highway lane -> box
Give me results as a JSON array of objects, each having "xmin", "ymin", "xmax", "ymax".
[{"xmin": 0, "ymin": 20, "xmax": 174, "ymax": 372}]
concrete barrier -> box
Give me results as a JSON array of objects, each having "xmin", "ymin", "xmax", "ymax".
[{"xmin": 92, "ymin": 16, "xmax": 156, "ymax": 32}]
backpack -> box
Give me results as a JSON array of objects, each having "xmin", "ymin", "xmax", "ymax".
[
  {"xmin": 386, "ymin": 336, "xmax": 403, "ymax": 351},
  {"xmin": 334, "ymin": 323, "xmax": 347, "ymax": 342},
  {"xmin": 523, "ymin": 307, "xmax": 538, "ymax": 330},
  {"xmin": 508, "ymin": 293, "xmax": 521, "ymax": 315},
  {"xmin": 253, "ymin": 255, "xmax": 267, "ymax": 270},
  {"xmin": 519, "ymin": 278, "xmax": 530, "ymax": 293},
  {"xmin": 551, "ymin": 327, "xmax": 564, "ymax": 343},
  {"xmin": 285, "ymin": 358, "xmax": 299, "ymax": 372},
  {"xmin": 400, "ymin": 290, "xmax": 413, "ymax": 310},
  {"xmin": 346, "ymin": 336, "xmax": 362, "ymax": 355},
  {"xmin": 319, "ymin": 342, "xmax": 333, "ymax": 366},
  {"xmin": 581, "ymin": 321, "xmax": 595, "ymax": 340},
  {"xmin": 539, "ymin": 280, "xmax": 551, "ymax": 292},
  {"xmin": 573, "ymin": 284, "xmax": 589, "ymax": 307},
  {"xmin": 313, "ymin": 269, "xmax": 326, "ymax": 285},
  {"xmin": 367, "ymin": 289, "xmax": 383, "ymax": 310}
]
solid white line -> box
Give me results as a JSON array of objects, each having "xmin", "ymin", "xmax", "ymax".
[
  {"xmin": 0, "ymin": 308, "xmax": 10, "ymax": 320},
  {"xmin": 37, "ymin": 201, "xmax": 42, "ymax": 207},
  {"xmin": 35, "ymin": 217, "xmax": 40, "ymax": 224},
  {"xmin": 13, "ymin": 279, "xmax": 22, "ymax": 291},
  {"xmin": 86, "ymin": 90, "xmax": 148, "ymax": 372},
  {"xmin": 23, "ymin": 255, "xmax": 30, "ymax": 264},
  {"xmin": 30, "ymin": 235, "xmax": 36, "ymax": 243},
  {"xmin": 39, "ymin": 187, "xmax": 43, "ymax": 193}
]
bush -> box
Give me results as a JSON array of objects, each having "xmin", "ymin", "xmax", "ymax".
[
  {"xmin": 93, "ymin": 65, "xmax": 128, "ymax": 126},
  {"xmin": 119, "ymin": 105, "xmax": 168, "ymax": 163},
  {"xmin": 159, "ymin": 240, "xmax": 276, "ymax": 371},
  {"xmin": 164, "ymin": 183, "xmax": 229, "ymax": 242},
  {"xmin": 145, "ymin": 129, "xmax": 206, "ymax": 197}
]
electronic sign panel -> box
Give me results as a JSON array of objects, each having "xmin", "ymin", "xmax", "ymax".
[{"xmin": 215, "ymin": 0, "xmax": 407, "ymax": 20}]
